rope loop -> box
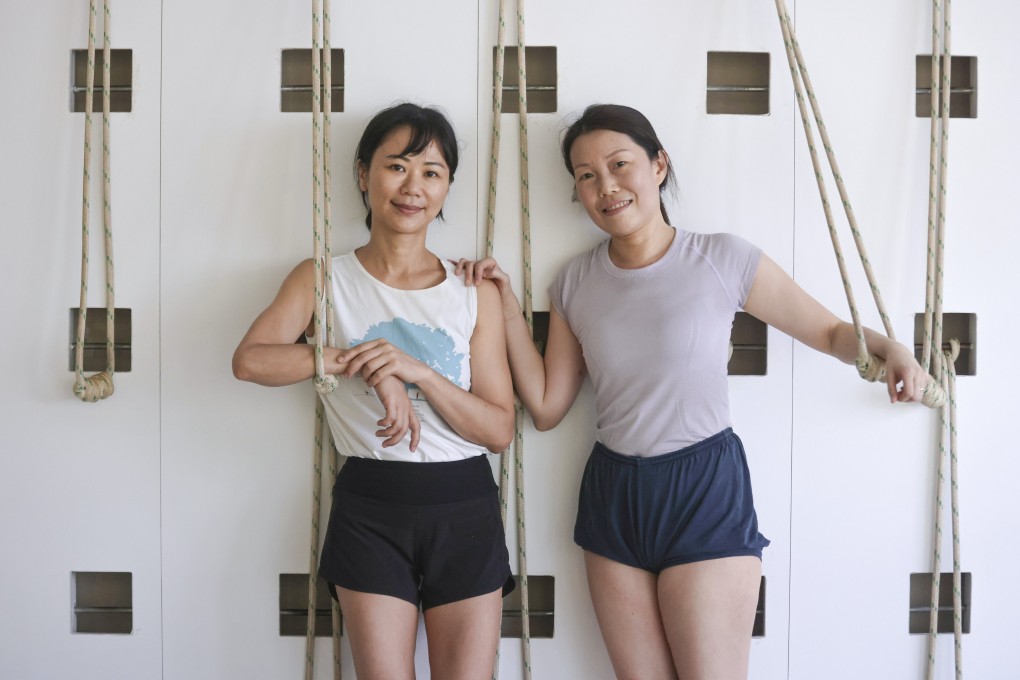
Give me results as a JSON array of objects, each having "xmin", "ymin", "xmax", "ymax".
[
  {"xmin": 947, "ymin": 337, "xmax": 961, "ymax": 363},
  {"xmin": 314, "ymin": 374, "xmax": 338, "ymax": 394},
  {"xmin": 855, "ymin": 354, "xmax": 886, "ymax": 383},
  {"xmin": 74, "ymin": 0, "xmax": 116, "ymax": 404},
  {"xmin": 73, "ymin": 371, "xmax": 115, "ymax": 402}
]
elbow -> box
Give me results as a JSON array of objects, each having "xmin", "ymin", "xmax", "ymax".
[
  {"xmin": 486, "ymin": 414, "xmax": 516, "ymax": 453},
  {"xmin": 531, "ymin": 411, "xmax": 563, "ymax": 433},
  {"xmin": 231, "ymin": 350, "xmax": 252, "ymax": 382}
]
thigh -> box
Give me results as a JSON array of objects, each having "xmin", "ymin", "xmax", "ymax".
[
  {"xmin": 422, "ymin": 588, "xmax": 503, "ymax": 680},
  {"xmin": 657, "ymin": 555, "xmax": 761, "ymax": 680},
  {"xmin": 584, "ymin": 551, "xmax": 678, "ymax": 680},
  {"xmin": 336, "ymin": 587, "xmax": 419, "ymax": 680}
]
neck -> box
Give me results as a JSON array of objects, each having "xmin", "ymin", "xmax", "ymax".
[
  {"xmin": 608, "ymin": 221, "xmax": 675, "ymax": 269},
  {"xmin": 356, "ymin": 231, "xmax": 443, "ymax": 289}
]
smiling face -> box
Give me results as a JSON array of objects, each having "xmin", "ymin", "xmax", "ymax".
[
  {"xmin": 357, "ymin": 125, "xmax": 451, "ymax": 235},
  {"xmin": 569, "ymin": 129, "xmax": 669, "ymax": 238}
]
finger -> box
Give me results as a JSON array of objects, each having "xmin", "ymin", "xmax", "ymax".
[
  {"xmin": 379, "ymin": 421, "xmax": 408, "ymax": 448},
  {"xmin": 344, "ymin": 348, "xmax": 386, "ymax": 378},
  {"xmin": 409, "ymin": 411, "xmax": 421, "ymax": 453},
  {"xmin": 887, "ymin": 374, "xmax": 898, "ymax": 404}
]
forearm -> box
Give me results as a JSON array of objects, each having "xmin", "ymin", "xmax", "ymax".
[
  {"xmin": 414, "ymin": 369, "xmax": 514, "ymax": 453},
  {"xmin": 232, "ymin": 343, "xmax": 319, "ymax": 386},
  {"xmin": 827, "ymin": 322, "xmax": 908, "ymax": 366}
]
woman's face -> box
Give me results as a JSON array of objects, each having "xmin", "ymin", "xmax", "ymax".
[
  {"xmin": 358, "ymin": 126, "xmax": 451, "ymax": 234},
  {"xmin": 569, "ymin": 129, "xmax": 668, "ymax": 238}
]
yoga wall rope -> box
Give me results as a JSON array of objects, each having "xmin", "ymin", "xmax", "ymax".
[
  {"xmin": 774, "ymin": 2, "xmax": 963, "ymax": 676},
  {"xmin": 923, "ymin": 2, "xmax": 963, "ymax": 677},
  {"xmin": 487, "ymin": 0, "xmax": 534, "ymax": 678},
  {"xmin": 772, "ymin": 0, "xmax": 946, "ymax": 409},
  {"xmin": 73, "ymin": 0, "xmax": 115, "ymax": 403},
  {"xmin": 306, "ymin": 1, "xmax": 342, "ymax": 678}
]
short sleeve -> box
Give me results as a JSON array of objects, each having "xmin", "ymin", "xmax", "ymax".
[{"xmin": 706, "ymin": 233, "xmax": 762, "ymax": 308}]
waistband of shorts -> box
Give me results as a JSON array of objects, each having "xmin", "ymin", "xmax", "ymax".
[
  {"xmin": 337, "ymin": 454, "xmax": 496, "ymax": 505},
  {"xmin": 593, "ymin": 428, "xmax": 735, "ymax": 467}
]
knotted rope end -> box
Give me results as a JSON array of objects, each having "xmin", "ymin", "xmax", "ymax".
[
  {"xmin": 314, "ymin": 374, "xmax": 338, "ymax": 395},
  {"xmin": 73, "ymin": 371, "xmax": 115, "ymax": 402},
  {"xmin": 856, "ymin": 355, "xmax": 886, "ymax": 383}
]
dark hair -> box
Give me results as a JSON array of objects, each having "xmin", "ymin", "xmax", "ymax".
[
  {"xmin": 561, "ymin": 104, "xmax": 677, "ymax": 224},
  {"xmin": 354, "ymin": 102, "xmax": 459, "ymax": 229}
]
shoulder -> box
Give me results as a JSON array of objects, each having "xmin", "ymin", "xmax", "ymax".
[
  {"xmin": 553, "ymin": 239, "xmax": 607, "ymax": 284},
  {"xmin": 683, "ymin": 231, "xmax": 758, "ymax": 257},
  {"xmin": 281, "ymin": 258, "xmax": 316, "ymax": 290}
]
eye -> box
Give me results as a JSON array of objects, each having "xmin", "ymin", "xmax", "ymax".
[
  {"xmin": 389, "ymin": 163, "xmax": 406, "ymax": 172},
  {"xmin": 425, "ymin": 170, "xmax": 441, "ymax": 178},
  {"xmin": 614, "ymin": 160, "xmax": 627, "ymax": 169},
  {"xmin": 576, "ymin": 171, "xmax": 594, "ymax": 181}
]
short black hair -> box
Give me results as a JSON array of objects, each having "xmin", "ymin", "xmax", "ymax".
[{"xmin": 355, "ymin": 102, "xmax": 459, "ymax": 229}]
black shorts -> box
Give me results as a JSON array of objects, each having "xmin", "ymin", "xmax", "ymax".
[
  {"xmin": 318, "ymin": 455, "xmax": 515, "ymax": 610},
  {"xmin": 574, "ymin": 428, "xmax": 770, "ymax": 573}
]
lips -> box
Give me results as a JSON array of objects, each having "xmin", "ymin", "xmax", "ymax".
[
  {"xmin": 392, "ymin": 202, "xmax": 425, "ymax": 215},
  {"xmin": 601, "ymin": 199, "xmax": 632, "ymax": 215}
]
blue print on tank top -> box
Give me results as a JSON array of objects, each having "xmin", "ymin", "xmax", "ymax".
[{"xmin": 352, "ymin": 318, "xmax": 464, "ymax": 393}]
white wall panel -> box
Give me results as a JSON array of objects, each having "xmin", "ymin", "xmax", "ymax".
[{"xmin": 0, "ymin": 1, "xmax": 163, "ymax": 678}]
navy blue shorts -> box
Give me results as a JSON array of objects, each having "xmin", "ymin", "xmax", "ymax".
[
  {"xmin": 574, "ymin": 428, "xmax": 769, "ymax": 573},
  {"xmin": 318, "ymin": 455, "xmax": 515, "ymax": 610}
]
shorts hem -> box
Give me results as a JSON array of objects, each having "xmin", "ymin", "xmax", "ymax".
[
  {"xmin": 575, "ymin": 543, "xmax": 652, "ymax": 573},
  {"xmin": 421, "ymin": 571, "xmax": 515, "ymax": 611},
  {"xmin": 576, "ymin": 543, "xmax": 765, "ymax": 574},
  {"xmin": 324, "ymin": 578, "xmax": 420, "ymax": 607},
  {"xmin": 659, "ymin": 548, "xmax": 764, "ymax": 571}
]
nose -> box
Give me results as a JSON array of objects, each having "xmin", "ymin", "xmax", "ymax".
[
  {"xmin": 597, "ymin": 173, "xmax": 618, "ymax": 197},
  {"xmin": 401, "ymin": 171, "xmax": 423, "ymax": 195}
]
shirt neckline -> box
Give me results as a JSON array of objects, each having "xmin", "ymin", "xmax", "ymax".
[{"xmin": 598, "ymin": 227, "xmax": 685, "ymax": 279}]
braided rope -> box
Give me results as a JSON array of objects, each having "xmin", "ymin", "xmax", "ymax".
[
  {"xmin": 320, "ymin": 7, "xmax": 343, "ymax": 677},
  {"xmin": 926, "ymin": 339, "xmax": 962, "ymax": 680},
  {"xmin": 485, "ymin": 0, "xmax": 507, "ymax": 259},
  {"xmin": 306, "ymin": 2, "xmax": 341, "ymax": 679},
  {"xmin": 488, "ymin": 1, "xmax": 532, "ymax": 677},
  {"xmin": 931, "ymin": 0, "xmax": 952, "ymax": 380},
  {"xmin": 921, "ymin": 0, "xmax": 942, "ymax": 375},
  {"xmin": 311, "ymin": 0, "xmax": 338, "ymax": 397},
  {"xmin": 773, "ymin": 0, "xmax": 945, "ymax": 407},
  {"xmin": 924, "ymin": 3, "xmax": 962, "ymax": 677},
  {"xmin": 511, "ymin": 3, "xmax": 533, "ymax": 676},
  {"xmin": 924, "ymin": 356, "xmax": 947, "ymax": 678},
  {"xmin": 306, "ymin": 399, "xmax": 326, "ymax": 680},
  {"xmin": 73, "ymin": 0, "xmax": 115, "ymax": 403},
  {"xmin": 947, "ymin": 341, "xmax": 962, "ymax": 679}
]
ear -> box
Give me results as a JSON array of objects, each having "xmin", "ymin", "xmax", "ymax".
[
  {"xmin": 653, "ymin": 150, "xmax": 669, "ymax": 184},
  {"xmin": 357, "ymin": 161, "xmax": 369, "ymax": 192}
]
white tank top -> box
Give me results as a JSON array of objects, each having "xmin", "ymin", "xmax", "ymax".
[{"xmin": 317, "ymin": 251, "xmax": 487, "ymax": 462}]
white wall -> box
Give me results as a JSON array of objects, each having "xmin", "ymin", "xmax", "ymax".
[{"xmin": 1, "ymin": 2, "xmax": 1017, "ymax": 679}]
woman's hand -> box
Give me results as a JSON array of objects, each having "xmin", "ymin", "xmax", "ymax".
[
  {"xmin": 452, "ymin": 257, "xmax": 509, "ymax": 289},
  {"xmin": 881, "ymin": 342, "xmax": 930, "ymax": 404},
  {"xmin": 452, "ymin": 257, "xmax": 523, "ymax": 321},
  {"xmin": 373, "ymin": 376, "xmax": 420, "ymax": 451},
  {"xmin": 340, "ymin": 339, "xmax": 431, "ymax": 388}
]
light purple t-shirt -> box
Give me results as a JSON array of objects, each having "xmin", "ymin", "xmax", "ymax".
[{"xmin": 549, "ymin": 228, "xmax": 761, "ymax": 456}]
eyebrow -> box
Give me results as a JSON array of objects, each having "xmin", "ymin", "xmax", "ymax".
[
  {"xmin": 572, "ymin": 148, "xmax": 631, "ymax": 170},
  {"xmin": 384, "ymin": 153, "xmax": 447, "ymax": 168}
]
